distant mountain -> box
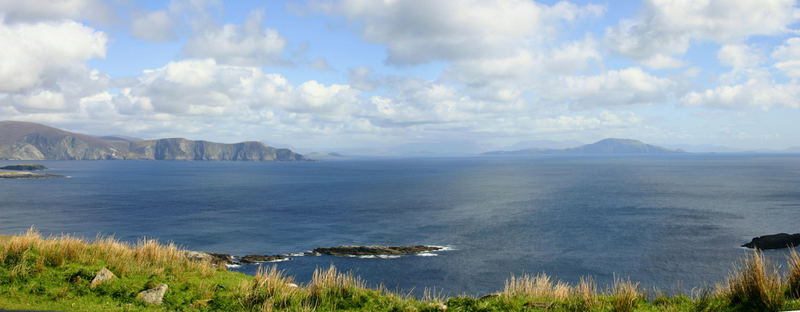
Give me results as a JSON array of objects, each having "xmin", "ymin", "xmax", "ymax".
[
  {"xmin": 484, "ymin": 138, "xmax": 684, "ymax": 155},
  {"xmin": 565, "ymin": 138, "xmax": 683, "ymax": 154},
  {"xmin": 0, "ymin": 121, "xmax": 303, "ymax": 161},
  {"xmin": 664, "ymin": 144, "xmax": 745, "ymax": 153},
  {"xmin": 507, "ymin": 139, "xmax": 584, "ymax": 150}
]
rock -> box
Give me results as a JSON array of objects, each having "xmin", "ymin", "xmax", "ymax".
[
  {"xmin": 311, "ymin": 245, "xmax": 442, "ymax": 257},
  {"xmin": 287, "ymin": 283, "xmax": 299, "ymax": 288},
  {"xmin": 479, "ymin": 293, "xmax": 499, "ymax": 300},
  {"xmin": 742, "ymin": 233, "xmax": 800, "ymax": 250},
  {"xmin": 183, "ymin": 251, "xmax": 234, "ymax": 266},
  {"xmin": 0, "ymin": 164, "xmax": 47, "ymax": 171},
  {"xmin": 523, "ymin": 302, "xmax": 552, "ymax": 308},
  {"xmin": 239, "ymin": 254, "xmax": 289, "ymax": 263},
  {"xmin": 90, "ymin": 267, "xmax": 116, "ymax": 288},
  {"xmin": 137, "ymin": 284, "xmax": 168, "ymax": 305}
]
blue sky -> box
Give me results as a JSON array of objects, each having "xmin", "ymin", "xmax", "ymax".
[{"xmin": 1, "ymin": 0, "xmax": 800, "ymax": 154}]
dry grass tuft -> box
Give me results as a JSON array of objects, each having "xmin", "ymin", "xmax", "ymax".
[
  {"xmin": 309, "ymin": 265, "xmax": 366, "ymax": 294},
  {"xmin": 238, "ymin": 265, "xmax": 302, "ymax": 312},
  {"xmin": 721, "ymin": 249, "xmax": 784, "ymax": 311},
  {"xmin": 787, "ymin": 248, "xmax": 800, "ymax": 299},
  {"xmin": 573, "ymin": 276, "xmax": 600, "ymax": 310},
  {"xmin": 608, "ymin": 275, "xmax": 641, "ymax": 312},
  {"xmin": 502, "ymin": 273, "xmax": 571, "ymax": 301}
]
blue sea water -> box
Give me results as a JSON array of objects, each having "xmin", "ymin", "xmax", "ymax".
[{"xmin": 2, "ymin": 155, "xmax": 800, "ymax": 296}]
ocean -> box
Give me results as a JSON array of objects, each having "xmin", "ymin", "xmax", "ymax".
[{"xmin": 1, "ymin": 155, "xmax": 799, "ymax": 296}]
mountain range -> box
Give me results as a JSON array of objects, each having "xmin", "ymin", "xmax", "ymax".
[
  {"xmin": 0, "ymin": 121, "xmax": 303, "ymax": 161},
  {"xmin": 484, "ymin": 138, "xmax": 685, "ymax": 155}
]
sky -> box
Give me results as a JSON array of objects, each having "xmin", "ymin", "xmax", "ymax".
[{"xmin": 1, "ymin": 0, "xmax": 800, "ymax": 155}]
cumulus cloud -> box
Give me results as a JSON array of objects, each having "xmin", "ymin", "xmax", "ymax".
[
  {"xmin": 0, "ymin": 20, "xmax": 106, "ymax": 92},
  {"xmin": 131, "ymin": 10, "xmax": 176, "ymax": 42},
  {"xmin": 605, "ymin": 0, "xmax": 799, "ymax": 68},
  {"xmin": 0, "ymin": 18, "xmax": 109, "ymax": 116},
  {"xmin": 310, "ymin": 0, "xmax": 604, "ymax": 65},
  {"xmin": 184, "ymin": 9, "xmax": 287, "ymax": 66},
  {"xmin": 772, "ymin": 38, "xmax": 800, "ymax": 79},
  {"xmin": 718, "ymin": 44, "xmax": 761, "ymax": 69},
  {"xmin": 547, "ymin": 67, "xmax": 675, "ymax": 108},
  {"xmin": 682, "ymin": 79, "xmax": 800, "ymax": 110},
  {"xmin": 0, "ymin": 0, "xmax": 115, "ymax": 24},
  {"xmin": 113, "ymin": 58, "xmax": 359, "ymax": 118}
]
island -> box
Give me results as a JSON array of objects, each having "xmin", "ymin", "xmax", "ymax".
[{"xmin": 0, "ymin": 164, "xmax": 47, "ymax": 171}]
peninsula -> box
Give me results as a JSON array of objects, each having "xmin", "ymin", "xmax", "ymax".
[{"xmin": 0, "ymin": 121, "xmax": 303, "ymax": 161}]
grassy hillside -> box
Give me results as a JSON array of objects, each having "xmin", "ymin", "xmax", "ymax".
[{"xmin": 2, "ymin": 230, "xmax": 800, "ymax": 311}]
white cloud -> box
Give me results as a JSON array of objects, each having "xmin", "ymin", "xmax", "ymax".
[
  {"xmin": 0, "ymin": 0, "xmax": 115, "ymax": 24},
  {"xmin": 549, "ymin": 67, "xmax": 675, "ymax": 107},
  {"xmin": 13, "ymin": 90, "xmax": 66, "ymax": 112},
  {"xmin": 184, "ymin": 9, "xmax": 286, "ymax": 66},
  {"xmin": 718, "ymin": 44, "xmax": 761, "ymax": 69},
  {"xmin": 131, "ymin": 10, "xmax": 176, "ymax": 42},
  {"xmin": 605, "ymin": 0, "xmax": 799, "ymax": 68},
  {"xmin": 113, "ymin": 59, "xmax": 359, "ymax": 119},
  {"xmin": 0, "ymin": 20, "xmax": 107, "ymax": 92},
  {"xmin": 0, "ymin": 18, "xmax": 109, "ymax": 115},
  {"xmin": 682, "ymin": 79, "xmax": 800, "ymax": 109},
  {"xmin": 772, "ymin": 37, "xmax": 800, "ymax": 79},
  {"xmin": 311, "ymin": 0, "xmax": 604, "ymax": 65}
]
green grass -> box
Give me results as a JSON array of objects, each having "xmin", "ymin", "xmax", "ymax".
[{"xmin": 3, "ymin": 229, "xmax": 800, "ymax": 311}]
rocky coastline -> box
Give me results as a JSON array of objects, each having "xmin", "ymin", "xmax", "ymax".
[
  {"xmin": 0, "ymin": 171, "xmax": 65, "ymax": 179},
  {"xmin": 185, "ymin": 245, "xmax": 445, "ymax": 266},
  {"xmin": 742, "ymin": 233, "xmax": 800, "ymax": 250}
]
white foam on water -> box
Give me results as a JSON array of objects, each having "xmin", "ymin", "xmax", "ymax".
[
  {"xmin": 358, "ymin": 255, "xmax": 376, "ymax": 259},
  {"xmin": 226, "ymin": 264, "xmax": 241, "ymax": 269},
  {"xmin": 429, "ymin": 245, "xmax": 455, "ymax": 251},
  {"xmin": 416, "ymin": 252, "xmax": 438, "ymax": 257},
  {"xmin": 287, "ymin": 252, "xmax": 305, "ymax": 257},
  {"xmin": 267, "ymin": 258, "xmax": 291, "ymax": 263},
  {"xmin": 356, "ymin": 255, "xmax": 402, "ymax": 259}
]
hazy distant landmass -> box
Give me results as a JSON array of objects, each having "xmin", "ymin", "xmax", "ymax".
[
  {"xmin": 304, "ymin": 152, "xmax": 346, "ymax": 160},
  {"xmin": 484, "ymin": 138, "xmax": 684, "ymax": 155},
  {"xmin": 0, "ymin": 121, "xmax": 303, "ymax": 161}
]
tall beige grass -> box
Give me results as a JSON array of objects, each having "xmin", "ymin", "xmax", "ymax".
[
  {"xmin": 608, "ymin": 275, "xmax": 641, "ymax": 312},
  {"xmin": 720, "ymin": 249, "xmax": 784, "ymax": 311},
  {"xmin": 502, "ymin": 273, "xmax": 571, "ymax": 301},
  {"xmin": 0, "ymin": 228, "xmax": 215, "ymax": 279},
  {"xmin": 787, "ymin": 248, "xmax": 800, "ymax": 298},
  {"xmin": 238, "ymin": 265, "xmax": 306, "ymax": 312}
]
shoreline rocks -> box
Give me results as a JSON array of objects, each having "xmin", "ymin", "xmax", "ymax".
[
  {"xmin": 311, "ymin": 245, "xmax": 443, "ymax": 257},
  {"xmin": 742, "ymin": 233, "xmax": 800, "ymax": 250},
  {"xmin": 239, "ymin": 254, "xmax": 289, "ymax": 263},
  {"xmin": 0, "ymin": 171, "xmax": 66, "ymax": 179},
  {"xmin": 183, "ymin": 251, "xmax": 234, "ymax": 266},
  {"xmin": 185, "ymin": 245, "xmax": 445, "ymax": 266}
]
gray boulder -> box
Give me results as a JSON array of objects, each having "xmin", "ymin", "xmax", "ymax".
[
  {"xmin": 90, "ymin": 267, "xmax": 116, "ymax": 288},
  {"xmin": 137, "ymin": 284, "xmax": 168, "ymax": 305}
]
